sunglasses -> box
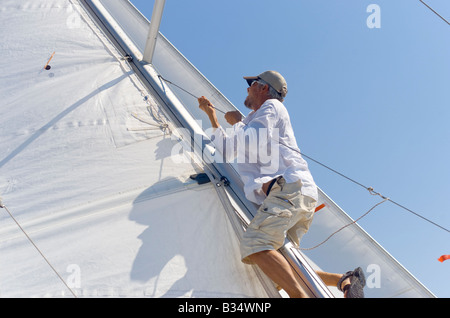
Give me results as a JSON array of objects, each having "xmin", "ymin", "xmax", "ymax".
[{"xmin": 246, "ymin": 78, "xmax": 261, "ymax": 87}]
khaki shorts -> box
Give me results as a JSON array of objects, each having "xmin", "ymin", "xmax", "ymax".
[{"xmin": 241, "ymin": 177, "xmax": 317, "ymax": 264}]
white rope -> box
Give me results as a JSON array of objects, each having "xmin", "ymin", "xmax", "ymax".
[{"xmin": 299, "ymin": 197, "xmax": 390, "ymax": 251}]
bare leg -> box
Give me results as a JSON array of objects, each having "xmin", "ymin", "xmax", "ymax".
[
  {"xmin": 248, "ymin": 251, "xmax": 351, "ymax": 298},
  {"xmin": 248, "ymin": 250, "xmax": 309, "ymax": 298}
]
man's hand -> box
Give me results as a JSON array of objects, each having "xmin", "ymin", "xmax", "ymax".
[
  {"xmin": 198, "ymin": 96, "xmax": 219, "ymax": 129},
  {"xmin": 198, "ymin": 96, "xmax": 215, "ymax": 115},
  {"xmin": 224, "ymin": 111, "xmax": 242, "ymax": 126}
]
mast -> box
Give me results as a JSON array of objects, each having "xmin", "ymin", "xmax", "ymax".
[{"xmin": 142, "ymin": 0, "xmax": 166, "ymax": 64}]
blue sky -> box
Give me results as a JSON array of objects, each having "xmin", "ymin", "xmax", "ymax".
[{"xmin": 131, "ymin": 0, "xmax": 450, "ymax": 297}]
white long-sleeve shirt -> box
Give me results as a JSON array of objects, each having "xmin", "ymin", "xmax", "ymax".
[{"xmin": 210, "ymin": 99, "xmax": 318, "ymax": 205}]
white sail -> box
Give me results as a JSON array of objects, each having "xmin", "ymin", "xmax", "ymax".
[
  {"xmin": 0, "ymin": 0, "xmax": 274, "ymax": 297},
  {"xmin": 0, "ymin": 0, "xmax": 434, "ymax": 298}
]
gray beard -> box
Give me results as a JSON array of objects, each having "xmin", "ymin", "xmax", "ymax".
[{"xmin": 244, "ymin": 96, "xmax": 253, "ymax": 110}]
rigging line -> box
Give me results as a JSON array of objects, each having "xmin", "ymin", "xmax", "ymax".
[
  {"xmin": 0, "ymin": 202, "xmax": 77, "ymax": 298},
  {"xmin": 299, "ymin": 152, "xmax": 370, "ymax": 191},
  {"xmin": 388, "ymin": 199, "xmax": 450, "ymax": 234},
  {"xmin": 157, "ymin": 75, "xmax": 228, "ymax": 114},
  {"xmin": 153, "ymin": 79, "xmax": 450, "ymax": 234},
  {"xmin": 158, "ymin": 75, "xmax": 197, "ymax": 99},
  {"xmin": 419, "ymin": 0, "xmax": 450, "ymax": 26},
  {"xmin": 300, "ymin": 149, "xmax": 450, "ymax": 234}
]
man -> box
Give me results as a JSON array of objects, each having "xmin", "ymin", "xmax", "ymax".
[{"xmin": 198, "ymin": 70, "xmax": 365, "ymax": 298}]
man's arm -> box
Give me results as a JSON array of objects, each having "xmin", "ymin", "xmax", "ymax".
[
  {"xmin": 198, "ymin": 96, "xmax": 243, "ymax": 127},
  {"xmin": 224, "ymin": 111, "xmax": 243, "ymax": 126},
  {"xmin": 198, "ymin": 96, "xmax": 219, "ymax": 129}
]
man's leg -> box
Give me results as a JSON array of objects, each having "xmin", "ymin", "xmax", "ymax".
[
  {"xmin": 248, "ymin": 250, "xmax": 309, "ymax": 298},
  {"xmin": 316, "ymin": 271, "xmax": 351, "ymax": 297},
  {"xmin": 316, "ymin": 271, "xmax": 343, "ymax": 286},
  {"xmin": 248, "ymin": 251, "xmax": 352, "ymax": 298}
]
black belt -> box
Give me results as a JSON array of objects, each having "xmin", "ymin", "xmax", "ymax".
[{"xmin": 265, "ymin": 176, "xmax": 281, "ymax": 196}]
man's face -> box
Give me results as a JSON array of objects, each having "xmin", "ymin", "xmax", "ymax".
[{"xmin": 244, "ymin": 81, "xmax": 264, "ymax": 110}]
